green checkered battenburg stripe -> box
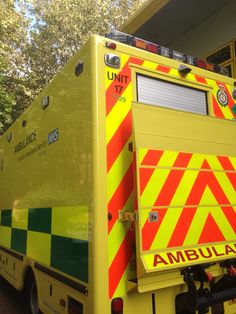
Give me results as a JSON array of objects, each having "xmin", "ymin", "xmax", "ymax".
[{"xmin": 0, "ymin": 207, "xmax": 88, "ymax": 283}]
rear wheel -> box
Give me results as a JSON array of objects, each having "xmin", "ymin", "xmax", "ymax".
[{"xmin": 25, "ymin": 271, "xmax": 41, "ymax": 314}]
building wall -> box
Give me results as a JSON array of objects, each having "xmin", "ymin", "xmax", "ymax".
[{"xmin": 170, "ymin": 1, "xmax": 236, "ymax": 57}]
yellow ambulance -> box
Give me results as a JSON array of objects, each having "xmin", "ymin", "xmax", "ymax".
[{"xmin": 0, "ymin": 29, "xmax": 236, "ymax": 314}]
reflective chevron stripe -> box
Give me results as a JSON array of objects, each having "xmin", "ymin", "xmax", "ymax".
[
  {"xmin": 106, "ymin": 53, "xmax": 235, "ymax": 299},
  {"xmin": 138, "ymin": 149, "xmax": 236, "ymax": 253},
  {"xmin": 106, "ymin": 56, "xmax": 144, "ymax": 298}
]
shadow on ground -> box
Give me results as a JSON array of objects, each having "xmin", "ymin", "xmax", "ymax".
[{"xmin": 0, "ymin": 276, "xmax": 26, "ymax": 314}]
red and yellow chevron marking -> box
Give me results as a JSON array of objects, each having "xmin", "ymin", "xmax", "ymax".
[
  {"xmin": 105, "ymin": 53, "xmax": 235, "ymax": 298},
  {"xmin": 137, "ymin": 148, "xmax": 236, "ymax": 253},
  {"xmin": 191, "ymin": 74, "xmax": 235, "ymax": 120},
  {"xmin": 177, "ymin": 70, "xmax": 235, "ymax": 120},
  {"xmin": 106, "ymin": 55, "xmax": 144, "ymax": 299},
  {"xmin": 106, "ymin": 57, "xmax": 173, "ymax": 297}
]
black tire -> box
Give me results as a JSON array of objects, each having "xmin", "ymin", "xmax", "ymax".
[{"xmin": 25, "ymin": 271, "xmax": 41, "ymax": 314}]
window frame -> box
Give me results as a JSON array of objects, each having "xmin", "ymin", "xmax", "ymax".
[
  {"xmin": 204, "ymin": 40, "xmax": 236, "ymax": 78},
  {"xmin": 130, "ymin": 63, "xmax": 212, "ymax": 116}
]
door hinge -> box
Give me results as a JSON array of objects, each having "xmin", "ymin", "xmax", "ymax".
[{"xmin": 118, "ymin": 211, "xmax": 138, "ymax": 222}]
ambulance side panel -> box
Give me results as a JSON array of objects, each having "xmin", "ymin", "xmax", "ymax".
[{"xmin": 0, "ymin": 38, "xmax": 94, "ymax": 314}]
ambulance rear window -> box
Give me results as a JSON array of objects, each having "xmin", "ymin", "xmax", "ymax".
[{"xmin": 137, "ymin": 74, "xmax": 208, "ymax": 115}]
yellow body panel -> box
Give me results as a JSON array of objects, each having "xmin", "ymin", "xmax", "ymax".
[{"xmin": 0, "ymin": 35, "xmax": 236, "ymax": 314}]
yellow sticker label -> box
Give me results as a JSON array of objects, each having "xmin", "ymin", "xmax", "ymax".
[{"xmin": 143, "ymin": 242, "xmax": 236, "ymax": 271}]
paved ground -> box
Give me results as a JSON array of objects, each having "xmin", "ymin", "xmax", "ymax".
[{"xmin": 0, "ymin": 276, "xmax": 26, "ymax": 314}]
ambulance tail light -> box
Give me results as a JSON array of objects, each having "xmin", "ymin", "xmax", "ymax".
[
  {"xmin": 106, "ymin": 42, "xmax": 117, "ymax": 49},
  {"xmin": 111, "ymin": 297, "xmax": 123, "ymax": 314},
  {"xmin": 206, "ymin": 62, "xmax": 215, "ymax": 71},
  {"xmin": 197, "ymin": 59, "xmax": 207, "ymax": 69},
  {"xmin": 133, "ymin": 39, "xmax": 159, "ymax": 53},
  {"xmin": 146, "ymin": 43, "xmax": 158, "ymax": 53},
  {"xmin": 134, "ymin": 38, "xmax": 147, "ymax": 50}
]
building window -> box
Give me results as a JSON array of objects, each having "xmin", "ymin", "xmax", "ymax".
[{"xmin": 205, "ymin": 40, "xmax": 236, "ymax": 78}]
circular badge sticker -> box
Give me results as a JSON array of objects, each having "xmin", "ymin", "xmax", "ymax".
[{"xmin": 217, "ymin": 89, "xmax": 228, "ymax": 107}]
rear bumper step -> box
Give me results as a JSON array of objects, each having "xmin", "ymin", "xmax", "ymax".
[{"xmin": 176, "ymin": 263, "xmax": 236, "ymax": 314}]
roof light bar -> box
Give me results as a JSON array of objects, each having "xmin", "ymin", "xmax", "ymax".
[
  {"xmin": 196, "ymin": 59, "xmax": 207, "ymax": 69},
  {"xmin": 214, "ymin": 65, "xmax": 230, "ymax": 76},
  {"xmin": 172, "ymin": 50, "xmax": 186, "ymax": 62},
  {"xmin": 186, "ymin": 55, "xmax": 197, "ymax": 66},
  {"xmin": 106, "ymin": 29, "xmax": 134, "ymax": 46},
  {"xmin": 206, "ymin": 62, "xmax": 215, "ymax": 71},
  {"xmin": 105, "ymin": 30, "xmax": 229, "ymax": 77},
  {"xmin": 158, "ymin": 46, "xmax": 172, "ymax": 58},
  {"xmin": 135, "ymin": 38, "xmax": 147, "ymax": 50},
  {"xmin": 146, "ymin": 43, "xmax": 158, "ymax": 53}
]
